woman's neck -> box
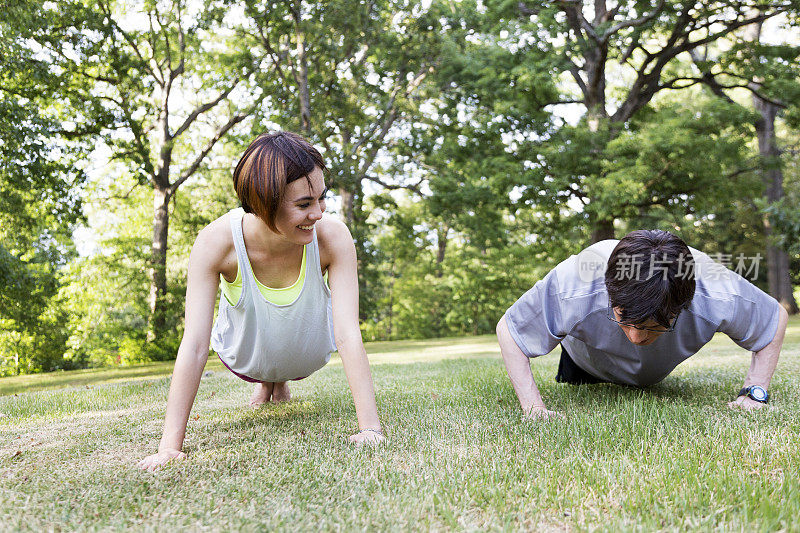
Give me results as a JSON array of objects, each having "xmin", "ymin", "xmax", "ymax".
[{"xmin": 242, "ymin": 213, "xmax": 302, "ymax": 257}]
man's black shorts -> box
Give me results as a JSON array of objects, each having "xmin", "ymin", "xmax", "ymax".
[{"xmin": 555, "ymin": 345, "xmax": 608, "ymax": 385}]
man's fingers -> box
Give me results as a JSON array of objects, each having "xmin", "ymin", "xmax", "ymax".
[{"xmin": 728, "ymin": 398, "xmax": 768, "ymax": 411}]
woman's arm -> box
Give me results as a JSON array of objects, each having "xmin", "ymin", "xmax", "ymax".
[
  {"xmin": 138, "ymin": 225, "xmax": 227, "ymax": 470},
  {"xmin": 323, "ymin": 219, "xmax": 384, "ymax": 444}
]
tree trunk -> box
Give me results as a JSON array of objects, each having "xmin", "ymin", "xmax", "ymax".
[
  {"xmin": 753, "ymin": 103, "xmax": 799, "ymax": 313},
  {"xmin": 749, "ymin": 20, "xmax": 799, "ymax": 314},
  {"xmin": 587, "ymin": 105, "xmax": 615, "ymax": 242},
  {"xmin": 435, "ymin": 225, "xmax": 448, "ymax": 277},
  {"xmin": 560, "ymin": 1, "xmax": 616, "ymax": 243},
  {"xmin": 341, "ymin": 189, "xmax": 355, "ymax": 227},
  {"xmin": 148, "ymin": 186, "xmax": 172, "ymax": 340},
  {"xmin": 340, "ymin": 182, "xmax": 373, "ymax": 322},
  {"xmin": 293, "ymin": 0, "xmax": 311, "ymax": 134},
  {"xmin": 591, "ymin": 218, "xmax": 615, "ymax": 242},
  {"xmin": 436, "ymin": 236, "xmax": 446, "ymax": 265},
  {"xmin": 386, "ymin": 260, "xmax": 395, "ymax": 339}
]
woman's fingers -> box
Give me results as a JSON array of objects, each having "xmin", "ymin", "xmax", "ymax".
[
  {"xmin": 137, "ymin": 449, "xmax": 186, "ymax": 470},
  {"xmin": 348, "ymin": 431, "xmax": 385, "ymax": 445}
]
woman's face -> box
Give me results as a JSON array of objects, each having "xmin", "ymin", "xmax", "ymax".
[{"xmin": 274, "ymin": 166, "xmax": 327, "ymax": 244}]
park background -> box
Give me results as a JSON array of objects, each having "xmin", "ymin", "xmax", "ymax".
[
  {"xmin": 1, "ymin": 0, "xmax": 799, "ymax": 375},
  {"xmin": 4, "ymin": 1, "xmax": 800, "ymax": 530}
]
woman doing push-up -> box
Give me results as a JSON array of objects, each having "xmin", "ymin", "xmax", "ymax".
[{"xmin": 138, "ymin": 132, "xmax": 383, "ymax": 470}]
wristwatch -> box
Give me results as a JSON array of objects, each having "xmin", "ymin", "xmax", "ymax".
[{"xmin": 737, "ymin": 385, "xmax": 769, "ymax": 404}]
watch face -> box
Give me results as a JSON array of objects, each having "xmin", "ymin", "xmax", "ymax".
[{"xmin": 750, "ymin": 386, "xmax": 768, "ymax": 401}]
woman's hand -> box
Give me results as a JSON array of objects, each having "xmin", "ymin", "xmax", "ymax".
[
  {"xmin": 137, "ymin": 448, "xmax": 186, "ymax": 471},
  {"xmin": 523, "ymin": 405, "xmax": 565, "ymax": 421},
  {"xmin": 348, "ymin": 429, "xmax": 385, "ymax": 446}
]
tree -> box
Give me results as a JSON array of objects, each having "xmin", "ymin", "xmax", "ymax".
[
  {"xmin": 495, "ymin": 0, "xmax": 795, "ymax": 241},
  {"xmin": 745, "ymin": 20, "xmax": 799, "ymax": 313},
  {"xmin": 0, "ymin": 1, "xmax": 89, "ymax": 373},
  {"xmin": 27, "ymin": 0, "xmax": 265, "ymax": 340},
  {"xmin": 240, "ymin": 0, "xmax": 460, "ymax": 319},
  {"xmin": 684, "ymin": 13, "xmax": 800, "ymax": 312}
]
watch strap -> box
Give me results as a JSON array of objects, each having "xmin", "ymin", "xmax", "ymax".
[{"xmin": 737, "ymin": 386, "xmax": 769, "ymax": 404}]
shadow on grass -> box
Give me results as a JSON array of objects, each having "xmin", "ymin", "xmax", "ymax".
[
  {"xmin": 546, "ymin": 373, "xmax": 741, "ymax": 409},
  {"xmin": 451, "ymin": 361, "xmax": 761, "ymax": 414},
  {"xmin": 202, "ymin": 398, "xmax": 331, "ymax": 434}
]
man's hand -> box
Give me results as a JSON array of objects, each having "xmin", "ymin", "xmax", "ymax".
[
  {"xmin": 727, "ymin": 396, "xmax": 769, "ymax": 411},
  {"xmin": 348, "ymin": 429, "xmax": 385, "ymax": 446},
  {"xmin": 137, "ymin": 448, "xmax": 186, "ymax": 471},
  {"xmin": 523, "ymin": 405, "xmax": 565, "ymax": 420}
]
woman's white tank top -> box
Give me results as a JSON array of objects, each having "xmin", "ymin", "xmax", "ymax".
[{"xmin": 210, "ymin": 208, "xmax": 336, "ymax": 382}]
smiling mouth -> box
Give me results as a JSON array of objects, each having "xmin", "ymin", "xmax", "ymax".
[{"xmin": 297, "ymin": 224, "xmax": 314, "ymax": 231}]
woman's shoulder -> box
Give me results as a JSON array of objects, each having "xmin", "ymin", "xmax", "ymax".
[
  {"xmin": 191, "ymin": 212, "xmax": 237, "ymax": 270},
  {"xmin": 315, "ymin": 216, "xmax": 356, "ymax": 270},
  {"xmin": 316, "ymin": 215, "xmax": 353, "ymax": 250},
  {"xmin": 198, "ymin": 212, "xmax": 235, "ymax": 244}
]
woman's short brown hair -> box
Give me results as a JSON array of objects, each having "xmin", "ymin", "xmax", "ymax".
[{"xmin": 232, "ymin": 131, "xmax": 326, "ymax": 232}]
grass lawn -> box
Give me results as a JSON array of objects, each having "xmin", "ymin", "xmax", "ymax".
[{"xmin": 2, "ymin": 317, "xmax": 800, "ymax": 530}]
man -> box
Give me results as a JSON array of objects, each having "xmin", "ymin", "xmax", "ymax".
[{"xmin": 497, "ymin": 230, "xmax": 789, "ymax": 418}]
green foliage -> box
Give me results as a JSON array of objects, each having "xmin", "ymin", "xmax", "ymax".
[
  {"xmin": 0, "ymin": 0, "xmax": 92, "ymax": 375},
  {"xmin": 767, "ymin": 199, "xmax": 800, "ymax": 259},
  {"xmin": 2, "ymin": 0, "xmax": 800, "ymax": 371},
  {"xmin": 600, "ymin": 97, "xmax": 754, "ymax": 219},
  {"xmin": 762, "ymin": 140, "xmax": 800, "ymax": 286},
  {"xmin": 0, "ymin": 249, "xmax": 72, "ymax": 376},
  {"xmin": 58, "ymin": 166, "xmax": 237, "ymax": 368},
  {"xmin": 363, "ymin": 192, "xmax": 547, "ymax": 341}
]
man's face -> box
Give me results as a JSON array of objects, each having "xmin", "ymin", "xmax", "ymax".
[{"xmin": 612, "ymin": 307, "xmax": 670, "ymax": 346}]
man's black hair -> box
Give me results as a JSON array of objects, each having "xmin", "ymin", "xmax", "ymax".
[{"xmin": 604, "ymin": 229, "xmax": 696, "ymax": 328}]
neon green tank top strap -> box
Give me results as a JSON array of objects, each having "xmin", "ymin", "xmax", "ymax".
[{"xmin": 220, "ymin": 245, "xmax": 307, "ymax": 306}]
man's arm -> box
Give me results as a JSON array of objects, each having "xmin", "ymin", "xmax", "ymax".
[
  {"xmin": 497, "ymin": 315, "xmax": 562, "ymax": 419},
  {"xmin": 729, "ymin": 305, "xmax": 789, "ymax": 411}
]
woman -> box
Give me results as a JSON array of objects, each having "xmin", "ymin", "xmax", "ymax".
[{"xmin": 138, "ymin": 132, "xmax": 384, "ymax": 471}]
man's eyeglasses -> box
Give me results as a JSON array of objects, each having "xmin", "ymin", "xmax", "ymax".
[{"xmin": 606, "ymin": 304, "xmax": 680, "ymax": 333}]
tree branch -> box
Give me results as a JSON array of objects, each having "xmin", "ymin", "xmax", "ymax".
[
  {"xmin": 363, "ymin": 175, "xmax": 423, "ymax": 194},
  {"xmin": 558, "ymin": 0, "xmax": 601, "ymax": 45},
  {"xmin": 257, "ymin": 24, "xmax": 291, "ymax": 86},
  {"xmin": 612, "ymin": 6, "xmax": 786, "ymax": 123},
  {"xmin": 147, "ymin": 8, "xmax": 166, "ymax": 85},
  {"xmin": 172, "ymin": 83, "xmax": 240, "ymax": 140},
  {"xmin": 690, "ymin": 49, "xmax": 788, "ymax": 108},
  {"xmin": 172, "ymin": 112, "xmax": 248, "ymax": 190},
  {"xmin": 566, "ymin": 56, "xmax": 589, "ymax": 96},
  {"xmin": 353, "ymin": 65, "xmax": 431, "ymax": 177},
  {"xmin": 602, "ymin": 0, "xmax": 665, "ymax": 42},
  {"xmin": 547, "ymin": 99, "xmax": 585, "ymax": 105},
  {"xmin": 97, "ymin": 0, "xmax": 162, "ymax": 86},
  {"xmin": 168, "ymin": 3, "xmax": 186, "ymax": 85},
  {"xmin": 561, "ymin": 0, "xmax": 601, "ymax": 44},
  {"xmin": 658, "ymin": 76, "xmax": 704, "ymax": 90},
  {"xmin": 105, "ymin": 180, "xmax": 141, "ymax": 201},
  {"xmin": 117, "ymin": 90, "xmax": 156, "ymax": 180}
]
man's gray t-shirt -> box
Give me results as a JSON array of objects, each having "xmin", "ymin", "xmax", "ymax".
[{"xmin": 504, "ymin": 240, "xmax": 781, "ymax": 386}]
